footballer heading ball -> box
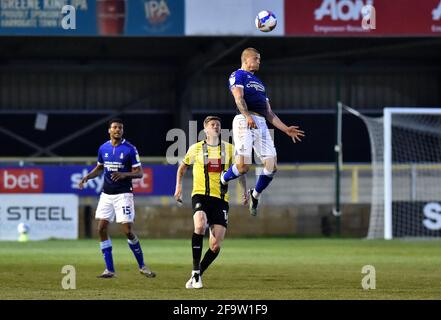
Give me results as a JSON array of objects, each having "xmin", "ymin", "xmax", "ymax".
[{"xmin": 255, "ymin": 10, "xmax": 277, "ymax": 32}]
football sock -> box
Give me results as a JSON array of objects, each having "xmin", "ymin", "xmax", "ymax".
[
  {"xmin": 200, "ymin": 248, "xmax": 220, "ymax": 276},
  {"xmin": 128, "ymin": 236, "xmax": 145, "ymax": 269},
  {"xmin": 100, "ymin": 239, "xmax": 115, "ymax": 273},
  {"xmin": 192, "ymin": 233, "xmax": 204, "ymax": 271},
  {"xmin": 255, "ymin": 168, "xmax": 274, "ymax": 195},
  {"xmin": 222, "ymin": 164, "xmax": 241, "ymax": 184}
]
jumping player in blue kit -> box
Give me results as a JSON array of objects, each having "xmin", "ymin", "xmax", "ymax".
[
  {"xmin": 79, "ymin": 118, "xmax": 156, "ymax": 279},
  {"xmin": 221, "ymin": 48, "xmax": 305, "ymax": 216}
]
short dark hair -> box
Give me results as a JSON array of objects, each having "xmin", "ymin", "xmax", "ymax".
[
  {"xmin": 108, "ymin": 118, "xmax": 124, "ymax": 128},
  {"xmin": 203, "ymin": 116, "xmax": 221, "ymax": 127}
]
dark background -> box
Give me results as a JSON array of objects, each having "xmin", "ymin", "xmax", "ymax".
[{"xmin": 1, "ymin": 36, "xmax": 440, "ymax": 162}]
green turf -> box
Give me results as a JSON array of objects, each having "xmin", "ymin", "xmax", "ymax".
[{"xmin": 0, "ymin": 238, "xmax": 440, "ymax": 299}]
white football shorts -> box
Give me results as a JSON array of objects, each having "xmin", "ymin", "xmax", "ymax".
[
  {"xmin": 95, "ymin": 192, "xmax": 135, "ymax": 224},
  {"xmin": 232, "ymin": 113, "xmax": 277, "ymax": 161}
]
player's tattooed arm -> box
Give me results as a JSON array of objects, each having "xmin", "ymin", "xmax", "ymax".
[
  {"xmin": 235, "ymin": 97, "xmax": 250, "ymax": 116},
  {"xmin": 231, "ymin": 87, "xmax": 250, "ymax": 115},
  {"xmin": 231, "ymin": 87, "xmax": 257, "ymax": 129}
]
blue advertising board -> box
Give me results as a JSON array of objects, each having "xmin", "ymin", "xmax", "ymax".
[
  {"xmin": 0, "ymin": 0, "xmax": 184, "ymax": 36},
  {"xmin": 125, "ymin": 0, "xmax": 185, "ymax": 35},
  {"xmin": 0, "ymin": 164, "xmax": 177, "ymax": 196},
  {"xmin": 0, "ymin": 0, "xmax": 97, "ymax": 35}
]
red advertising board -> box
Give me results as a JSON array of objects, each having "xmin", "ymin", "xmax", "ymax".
[
  {"xmin": 0, "ymin": 169, "xmax": 44, "ymax": 193},
  {"xmin": 133, "ymin": 168, "xmax": 153, "ymax": 194},
  {"xmin": 285, "ymin": 0, "xmax": 441, "ymax": 36}
]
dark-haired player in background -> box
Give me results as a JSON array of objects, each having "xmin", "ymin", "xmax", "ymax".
[{"xmin": 79, "ymin": 118, "xmax": 156, "ymax": 279}]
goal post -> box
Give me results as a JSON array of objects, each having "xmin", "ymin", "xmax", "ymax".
[
  {"xmin": 345, "ymin": 106, "xmax": 441, "ymax": 239},
  {"xmin": 384, "ymin": 108, "xmax": 392, "ymax": 239},
  {"xmin": 384, "ymin": 108, "xmax": 441, "ymax": 239}
]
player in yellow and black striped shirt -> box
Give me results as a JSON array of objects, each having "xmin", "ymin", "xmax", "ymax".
[{"xmin": 174, "ymin": 115, "xmax": 248, "ymax": 289}]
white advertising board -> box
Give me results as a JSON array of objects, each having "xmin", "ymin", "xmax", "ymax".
[{"xmin": 0, "ymin": 194, "xmax": 79, "ymax": 240}]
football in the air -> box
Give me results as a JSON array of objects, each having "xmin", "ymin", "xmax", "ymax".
[{"xmin": 255, "ymin": 10, "xmax": 277, "ymax": 32}]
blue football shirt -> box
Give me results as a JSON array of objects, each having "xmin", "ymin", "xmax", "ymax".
[
  {"xmin": 228, "ymin": 69, "xmax": 269, "ymax": 117},
  {"xmin": 97, "ymin": 139, "xmax": 141, "ymax": 194}
]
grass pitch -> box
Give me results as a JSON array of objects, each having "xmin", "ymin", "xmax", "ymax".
[{"xmin": 0, "ymin": 238, "xmax": 440, "ymax": 300}]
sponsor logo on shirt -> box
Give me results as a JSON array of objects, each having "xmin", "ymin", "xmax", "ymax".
[{"xmin": 246, "ymin": 81, "xmax": 265, "ymax": 92}]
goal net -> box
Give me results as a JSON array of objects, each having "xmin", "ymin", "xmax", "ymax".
[{"xmin": 345, "ymin": 107, "xmax": 441, "ymax": 239}]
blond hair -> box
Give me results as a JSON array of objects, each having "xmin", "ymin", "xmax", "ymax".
[{"xmin": 241, "ymin": 47, "xmax": 260, "ymax": 64}]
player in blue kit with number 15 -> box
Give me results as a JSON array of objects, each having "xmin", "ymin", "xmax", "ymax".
[{"xmin": 79, "ymin": 118, "xmax": 156, "ymax": 279}]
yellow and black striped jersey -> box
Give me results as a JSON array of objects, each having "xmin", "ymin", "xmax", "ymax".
[{"xmin": 183, "ymin": 140, "xmax": 234, "ymax": 202}]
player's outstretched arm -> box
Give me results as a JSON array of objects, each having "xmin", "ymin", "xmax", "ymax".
[
  {"xmin": 265, "ymin": 101, "xmax": 305, "ymax": 143},
  {"xmin": 174, "ymin": 162, "xmax": 189, "ymax": 203},
  {"xmin": 78, "ymin": 164, "xmax": 104, "ymax": 189}
]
